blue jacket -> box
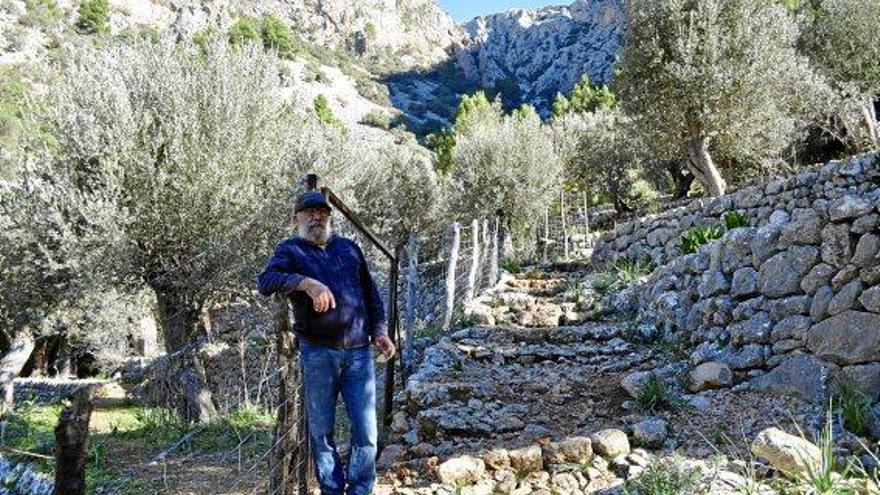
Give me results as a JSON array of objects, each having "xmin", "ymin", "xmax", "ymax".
[{"xmin": 257, "ymin": 234, "xmax": 387, "ymax": 348}]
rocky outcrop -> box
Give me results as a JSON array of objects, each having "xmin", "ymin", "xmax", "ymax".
[{"xmin": 460, "ymin": 0, "xmax": 624, "ymax": 114}]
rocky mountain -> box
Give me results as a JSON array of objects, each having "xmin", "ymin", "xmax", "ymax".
[{"xmin": 386, "ymin": 0, "xmax": 625, "ymax": 132}]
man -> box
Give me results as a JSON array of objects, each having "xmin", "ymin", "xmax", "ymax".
[{"xmin": 258, "ymin": 190, "xmax": 395, "ymax": 495}]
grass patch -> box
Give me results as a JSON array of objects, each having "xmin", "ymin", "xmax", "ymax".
[
  {"xmin": 501, "ymin": 259, "xmax": 521, "ymax": 274},
  {"xmin": 723, "ymin": 211, "xmax": 750, "ymax": 230},
  {"xmin": 834, "ymin": 382, "xmax": 872, "ymax": 437},
  {"xmin": 634, "ymin": 375, "xmax": 673, "ymax": 412},
  {"xmin": 624, "ymin": 457, "xmax": 705, "ymax": 495},
  {"xmin": 681, "ymin": 226, "xmax": 724, "ymax": 255},
  {"xmin": 592, "ymin": 257, "xmax": 654, "ymax": 295}
]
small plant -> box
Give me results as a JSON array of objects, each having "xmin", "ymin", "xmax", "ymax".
[
  {"xmin": 192, "ymin": 27, "xmax": 216, "ymax": 48},
  {"xmin": 681, "ymin": 226, "xmax": 724, "ymax": 254},
  {"xmin": 313, "ymin": 94, "xmax": 345, "ymax": 131},
  {"xmin": 635, "ymin": 375, "xmax": 672, "ymax": 412},
  {"xmin": 592, "ymin": 271, "xmax": 618, "ymax": 295},
  {"xmin": 20, "ymin": 0, "xmax": 63, "ymax": 27},
  {"xmin": 795, "ymin": 405, "xmax": 852, "ymax": 494},
  {"xmin": 624, "ymin": 457, "xmax": 705, "ymax": 495},
  {"xmin": 76, "ymin": 0, "xmax": 110, "ymax": 34},
  {"xmin": 501, "ymin": 258, "xmax": 521, "ymax": 274},
  {"xmin": 835, "ymin": 383, "xmax": 873, "ymax": 437},
  {"xmin": 360, "ymin": 109, "xmax": 392, "ymax": 129},
  {"xmin": 614, "ymin": 257, "xmax": 654, "ymax": 284},
  {"xmin": 724, "ymin": 211, "xmax": 750, "ymax": 230},
  {"xmin": 228, "ymin": 17, "xmax": 260, "ymax": 46},
  {"xmin": 261, "ymin": 14, "xmax": 296, "ymax": 59}
]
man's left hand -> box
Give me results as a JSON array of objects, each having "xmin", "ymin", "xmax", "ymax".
[{"xmin": 375, "ymin": 335, "xmax": 396, "ymax": 360}]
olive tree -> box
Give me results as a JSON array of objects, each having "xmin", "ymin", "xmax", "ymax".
[
  {"xmin": 36, "ymin": 39, "xmax": 298, "ymax": 420},
  {"xmin": 446, "ymin": 105, "xmax": 563, "ymax": 251},
  {"xmin": 617, "ymin": 0, "xmax": 816, "ymax": 196},
  {"xmin": 802, "ymin": 0, "xmax": 880, "ymax": 151}
]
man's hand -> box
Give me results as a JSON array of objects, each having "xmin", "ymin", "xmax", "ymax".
[
  {"xmin": 297, "ymin": 278, "xmax": 336, "ymax": 313},
  {"xmin": 374, "ymin": 335, "xmax": 396, "ymax": 360}
]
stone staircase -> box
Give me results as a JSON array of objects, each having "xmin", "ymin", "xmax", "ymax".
[{"xmin": 376, "ymin": 268, "xmax": 669, "ymax": 494}]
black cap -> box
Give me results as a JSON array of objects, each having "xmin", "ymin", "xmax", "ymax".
[{"xmin": 295, "ymin": 191, "xmax": 331, "ymax": 213}]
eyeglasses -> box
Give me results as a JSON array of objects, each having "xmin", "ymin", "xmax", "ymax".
[{"xmin": 301, "ymin": 208, "xmax": 330, "ymax": 218}]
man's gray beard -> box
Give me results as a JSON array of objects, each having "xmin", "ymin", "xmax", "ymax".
[{"xmin": 297, "ymin": 222, "xmax": 332, "ymax": 245}]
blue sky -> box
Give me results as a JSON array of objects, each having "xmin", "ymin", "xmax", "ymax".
[{"xmin": 438, "ymin": 1, "xmax": 562, "ymax": 22}]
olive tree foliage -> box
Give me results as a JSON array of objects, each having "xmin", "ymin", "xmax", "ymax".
[
  {"xmin": 446, "ymin": 105, "xmax": 563, "ymax": 241},
  {"xmin": 802, "ymin": 0, "xmax": 880, "ymax": 151},
  {"xmin": 42, "ymin": 39, "xmax": 298, "ymax": 351},
  {"xmin": 616, "ymin": 0, "xmax": 817, "ymax": 197}
]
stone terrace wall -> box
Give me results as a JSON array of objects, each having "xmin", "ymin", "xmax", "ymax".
[
  {"xmin": 593, "ymin": 152, "xmax": 880, "ymax": 267},
  {"xmin": 628, "ymin": 152, "xmax": 880, "ymax": 403}
]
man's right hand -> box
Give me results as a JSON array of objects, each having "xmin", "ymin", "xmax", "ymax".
[{"xmin": 296, "ymin": 278, "xmax": 336, "ymax": 313}]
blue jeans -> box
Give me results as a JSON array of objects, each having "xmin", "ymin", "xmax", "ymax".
[{"xmin": 299, "ymin": 340, "xmax": 378, "ymax": 495}]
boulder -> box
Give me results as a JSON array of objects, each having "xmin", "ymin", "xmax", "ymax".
[
  {"xmin": 751, "ymin": 354, "xmax": 830, "ymax": 403},
  {"xmin": 730, "ymin": 312, "xmax": 772, "ymax": 345},
  {"xmin": 508, "ymin": 445, "xmax": 543, "ymax": 473},
  {"xmin": 801, "ymin": 263, "xmax": 835, "ymax": 295},
  {"xmin": 829, "ymin": 195, "xmax": 873, "ymax": 222},
  {"xmin": 807, "ymin": 310, "xmax": 880, "ymax": 365},
  {"xmin": 632, "ymin": 418, "xmax": 668, "ymax": 448},
  {"xmin": 758, "ymin": 246, "xmax": 818, "ymax": 298},
  {"xmin": 770, "ymin": 315, "xmax": 810, "ymax": 342},
  {"xmin": 689, "ymin": 362, "xmax": 733, "ymax": 391},
  {"xmin": 731, "ymin": 267, "xmax": 759, "ymax": 298},
  {"xmin": 827, "ymin": 279, "xmax": 862, "ymax": 316},
  {"xmin": 810, "ymin": 285, "xmax": 833, "ymax": 322},
  {"xmin": 482, "ymin": 448, "xmax": 511, "ymax": 471},
  {"xmin": 542, "ymin": 437, "xmax": 592, "ymax": 465},
  {"xmin": 751, "ymin": 428, "xmax": 821, "ymax": 477},
  {"xmin": 859, "ymin": 285, "xmax": 880, "ymax": 313},
  {"xmin": 590, "ymin": 429, "xmax": 630, "ymax": 458},
  {"xmin": 821, "ymin": 223, "xmax": 852, "ymax": 268},
  {"xmin": 438, "ymin": 455, "xmax": 486, "ymax": 485},
  {"xmin": 621, "ymin": 371, "xmax": 654, "ymax": 399},
  {"xmin": 852, "ymin": 233, "xmax": 880, "ymax": 268}
]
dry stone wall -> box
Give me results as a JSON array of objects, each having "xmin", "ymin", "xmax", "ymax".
[
  {"xmin": 626, "ymin": 152, "xmax": 880, "ymax": 403},
  {"xmin": 593, "ymin": 152, "xmax": 880, "ymax": 267}
]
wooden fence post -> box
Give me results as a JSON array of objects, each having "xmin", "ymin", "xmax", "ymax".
[
  {"xmin": 489, "ymin": 218, "xmax": 499, "ymax": 285},
  {"xmin": 582, "ymin": 191, "xmax": 591, "ymax": 246},
  {"xmin": 442, "ymin": 222, "xmax": 461, "ymax": 330},
  {"xmin": 53, "ymin": 385, "xmax": 97, "ymax": 495},
  {"xmin": 481, "ymin": 219, "xmax": 490, "ymax": 288},
  {"xmin": 542, "ymin": 208, "xmax": 550, "ymax": 263},
  {"xmin": 269, "ymin": 295, "xmax": 305, "ymax": 495},
  {"xmin": 561, "ymin": 190, "xmax": 569, "ymax": 260},
  {"xmin": 465, "ymin": 219, "xmax": 481, "ymax": 304},
  {"xmin": 403, "ymin": 233, "xmax": 419, "ymax": 374}
]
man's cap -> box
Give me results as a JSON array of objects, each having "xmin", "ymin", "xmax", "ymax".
[{"xmin": 295, "ymin": 190, "xmax": 332, "ymax": 213}]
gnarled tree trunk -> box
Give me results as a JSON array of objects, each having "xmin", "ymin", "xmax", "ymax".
[
  {"xmin": 0, "ymin": 328, "xmax": 35, "ymax": 416},
  {"xmin": 860, "ymin": 99, "xmax": 879, "ymax": 150},
  {"xmin": 686, "ymin": 135, "xmax": 726, "ymax": 197},
  {"xmin": 152, "ymin": 287, "xmax": 217, "ymax": 424}
]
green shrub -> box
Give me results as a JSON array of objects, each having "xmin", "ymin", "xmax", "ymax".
[
  {"xmin": 20, "ymin": 0, "xmax": 63, "ymax": 27},
  {"xmin": 634, "ymin": 375, "xmax": 672, "ymax": 412},
  {"xmin": 313, "ymin": 94, "xmax": 345, "ymax": 131},
  {"xmin": 261, "ymin": 14, "xmax": 296, "ymax": 59},
  {"xmin": 614, "ymin": 257, "xmax": 654, "ymax": 284},
  {"xmin": 592, "ymin": 271, "xmax": 617, "ymax": 295},
  {"xmin": 723, "ymin": 211, "xmax": 750, "ymax": 230},
  {"xmin": 624, "ymin": 457, "xmax": 704, "ymax": 495},
  {"xmin": 76, "ymin": 0, "xmax": 110, "ymax": 34},
  {"xmin": 501, "ymin": 258, "xmax": 521, "ymax": 274},
  {"xmin": 681, "ymin": 226, "xmax": 724, "ymax": 254},
  {"xmin": 192, "ymin": 27, "xmax": 216, "ymax": 48},
  {"xmin": 228, "ymin": 17, "xmax": 260, "ymax": 46},
  {"xmin": 360, "ymin": 109, "xmax": 392, "ymax": 129},
  {"xmin": 835, "ymin": 383, "xmax": 872, "ymax": 437}
]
